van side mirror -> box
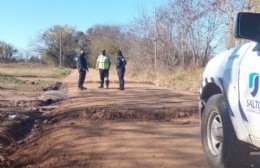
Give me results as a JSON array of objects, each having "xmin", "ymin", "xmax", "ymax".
[{"xmin": 234, "ymin": 12, "xmax": 260, "ymax": 42}]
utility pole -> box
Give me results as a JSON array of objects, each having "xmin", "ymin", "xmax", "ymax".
[
  {"xmin": 59, "ymin": 32, "xmax": 62, "ymax": 67},
  {"xmin": 154, "ymin": 4, "xmax": 158, "ymax": 70},
  {"xmin": 247, "ymin": 0, "xmax": 251, "ymax": 11},
  {"xmin": 3, "ymin": 44, "xmax": 6, "ymax": 63},
  {"xmin": 181, "ymin": 31, "xmax": 184, "ymax": 68}
]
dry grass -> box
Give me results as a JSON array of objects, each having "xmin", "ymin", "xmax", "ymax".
[
  {"xmin": 0, "ymin": 63, "xmax": 70, "ymax": 91},
  {"xmin": 128, "ymin": 65, "xmax": 203, "ymax": 94},
  {"xmin": 0, "ymin": 63, "xmax": 69, "ymax": 78}
]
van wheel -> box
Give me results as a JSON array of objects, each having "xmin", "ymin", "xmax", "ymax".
[{"xmin": 201, "ymin": 94, "xmax": 250, "ymax": 168}]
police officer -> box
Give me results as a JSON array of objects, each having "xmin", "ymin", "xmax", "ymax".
[
  {"xmin": 77, "ymin": 48, "xmax": 88, "ymax": 90},
  {"xmin": 96, "ymin": 50, "xmax": 111, "ymax": 89},
  {"xmin": 116, "ymin": 50, "xmax": 127, "ymax": 90}
]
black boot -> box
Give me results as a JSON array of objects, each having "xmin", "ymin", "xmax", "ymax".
[{"xmin": 119, "ymin": 85, "xmax": 124, "ymax": 90}]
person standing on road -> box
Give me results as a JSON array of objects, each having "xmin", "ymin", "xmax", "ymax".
[
  {"xmin": 96, "ymin": 49, "xmax": 111, "ymax": 89},
  {"xmin": 77, "ymin": 48, "xmax": 88, "ymax": 90},
  {"xmin": 116, "ymin": 50, "xmax": 127, "ymax": 90}
]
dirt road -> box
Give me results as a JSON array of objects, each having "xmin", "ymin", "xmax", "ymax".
[{"xmin": 8, "ymin": 69, "xmax": 209, "ymax": 168}]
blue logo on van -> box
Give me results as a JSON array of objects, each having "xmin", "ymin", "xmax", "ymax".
[{"xmin": 249, "ymin": 73, "xmax": 259, "ymax": 97}]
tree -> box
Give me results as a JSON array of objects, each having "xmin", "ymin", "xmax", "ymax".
[
  {"xmin": 124, "ymin": 0, "xmax": 224, "ymax": 70},
  {"xmin": 33, "ymin": 25, "xmax": 89, "ymax": 68},
  {"xmin": 86, "ymin": 25, "xmax": 123, "ymax": 67},
  {"xmin": 209, "ymin": 0, "xmax": 251, "ymax": 48},
  {"xmin": 0, "ymin": 41, "xmax": 18, "ymax": 63}
]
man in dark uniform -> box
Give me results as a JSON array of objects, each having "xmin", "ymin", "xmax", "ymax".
[
  {"xmin": 116, "ymin": 50, "xmax": 127, "ymax": 90},
  {"xmin": 77, "ymin": 48, "xmax": 88, "ymax": 90}
]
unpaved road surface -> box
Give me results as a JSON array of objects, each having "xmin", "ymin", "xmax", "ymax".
[
  {"xmin": 7, "ymin": 69, "xmax": 209, "ymax": 168},
  {"xmin": 4, "ymin": 69, "xmax": 260, "ymax": 168},
  {"xmin": 5, "ymin": 69, "xmax": 260, "ymax": 168},
  {"xmin": 4, "ymin": 69, "xmax": 209, "ymax": 168}
]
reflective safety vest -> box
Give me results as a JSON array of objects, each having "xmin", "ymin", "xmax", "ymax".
[{"xmin": 98, "ymin": 55, "xmax": 110, "ymax": 70}]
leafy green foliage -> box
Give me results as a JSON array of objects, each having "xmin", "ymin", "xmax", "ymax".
[
  {"xmin": 33, "ymin": 25, "xmax": 90, "ymax": 68},
  {"xmin": 86, "ymin": 25, "xmax": 122, "ymax": 67}
]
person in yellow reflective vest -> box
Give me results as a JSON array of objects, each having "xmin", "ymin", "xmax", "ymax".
[{"xmin": 96, "ymin": 50, "xmax": 111, "ymax": 89}]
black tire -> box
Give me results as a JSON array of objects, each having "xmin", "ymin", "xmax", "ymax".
[{"xmin": 201, "ymin": 94, "xmax": 250, "ymax": 168}]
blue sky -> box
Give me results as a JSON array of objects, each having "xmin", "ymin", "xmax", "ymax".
[{"xmin": 0, "ymin": 0, "xmax": 168, "ymax": 51}]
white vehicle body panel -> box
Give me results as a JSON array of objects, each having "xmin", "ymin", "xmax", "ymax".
[
  {"xmin": 239, "ymin": 42, "xmax": 260, "ymax": 144},
  {"xmin": 201, "ymin": 42, "xmax": 260, "ymax": 147}
]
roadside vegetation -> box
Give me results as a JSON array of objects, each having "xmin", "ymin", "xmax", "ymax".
[
  {"xmin": 0, "ymin": 63, "xmax": 70, "ymax": 91},
  {"xmin": 127, "ymin": 65, "xmax": 203, "ymax": 93},
  {"xmin": 154, "ymin": 66, "xmax": 203, "ymax": 93},
  {"xmin": 0, "ymin": 62, "xmax": 201, "ymax": 93}
]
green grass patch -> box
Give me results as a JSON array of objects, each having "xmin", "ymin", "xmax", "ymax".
[{"xmin": 0, "ymin": 76, "xmax": 26, "ymax": 84}]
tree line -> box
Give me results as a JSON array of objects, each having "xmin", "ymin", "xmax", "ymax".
[{"xmin": 1, "ymin": 0, "xmax": 260, "ymax": 73}]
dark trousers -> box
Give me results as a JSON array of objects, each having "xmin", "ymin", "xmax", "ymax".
[
  {"xmin": 99, "ymin": 69, "xmax": 109, "ymax": 87},
  {"xmin": 78, "ymin": 70, "xmax": 86, "ymax": 88},
  {"xmin": 117, "ymin": 68, "xmax": 125, "ymax": 89}
]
